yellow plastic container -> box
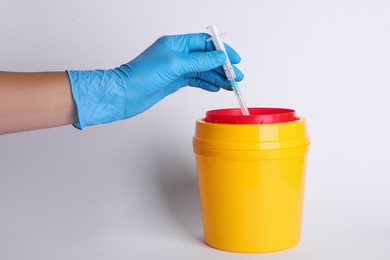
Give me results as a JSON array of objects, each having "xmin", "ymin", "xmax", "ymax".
[{"xmin": 193, "ymin": 108, "xmax": 310, "ymax": 253}]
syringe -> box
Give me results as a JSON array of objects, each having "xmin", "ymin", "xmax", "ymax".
[{"xmin": 207, "ymin": 25, "xmax": 250, "ymax": 116}]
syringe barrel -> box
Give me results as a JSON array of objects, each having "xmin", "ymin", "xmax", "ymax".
[
  {"xmin": 207, "ymin": 26, "xmax": 224, "ymax": 50},
  {"xmin": 207, "ymin": 25, "xmax": 236, "ymax": 81},
  {"xmin": 222, "ymin": 60, "xmax": 236, "ymax": 81}
]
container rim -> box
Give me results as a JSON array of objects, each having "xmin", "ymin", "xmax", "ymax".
[{"xmin": 205, "ymin": 108, "xmax": 296, "ymax": 124}]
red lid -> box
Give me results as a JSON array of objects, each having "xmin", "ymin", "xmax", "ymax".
[{"xmin": 205, "ymin": 108, "xmax": 297, "ymax": 124}]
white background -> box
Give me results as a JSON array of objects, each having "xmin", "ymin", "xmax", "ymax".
[{"xmin": 1, "ymin": 0, "xmax": 390, "ymax": 259}]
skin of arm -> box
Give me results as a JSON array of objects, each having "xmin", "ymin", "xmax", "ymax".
[
  {"xmin": 0, "ymin": 35, "xmax": 242, "ymax": 135},
  {"xmin": 0, "ymin": 71, "xmax": 77, "ymax": 135}
]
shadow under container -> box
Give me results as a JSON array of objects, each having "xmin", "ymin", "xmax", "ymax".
[{"xmin": 193, "ymin": 108, "xmax": 310, "ymax": 253}]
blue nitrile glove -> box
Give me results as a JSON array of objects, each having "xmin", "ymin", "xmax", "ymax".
[{"xmin": 67, "ymin": 33, "xmax": 243, "ymax": 129}]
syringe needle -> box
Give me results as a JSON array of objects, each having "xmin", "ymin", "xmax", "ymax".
[{"xmin": 231, "ymin": 81, "xmax": 250, "ymax": 115}]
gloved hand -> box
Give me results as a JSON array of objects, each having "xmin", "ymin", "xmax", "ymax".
[{"xmin": 67, "ymin": 33, "xmax": 244, "ymax": 129}]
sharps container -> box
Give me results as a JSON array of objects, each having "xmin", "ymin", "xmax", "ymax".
[{"xmin": 193, "ymin": 108, "xmax": 310, "ymax": 253}]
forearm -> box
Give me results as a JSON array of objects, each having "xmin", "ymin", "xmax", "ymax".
[
  {"xmin": 0, "ymin": 34, "xmax": 242, "ymax": 134},
  {"xmin": 0, "ymin": 71, "xmax": 77, "ymax": 135}
]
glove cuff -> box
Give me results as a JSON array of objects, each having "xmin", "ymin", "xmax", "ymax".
[
  {"xmin": 66, "ymin": 70, "xmax": 84, "ymax": 129},
  {"xmin": 66, "ymin": 69, "xmax": 125, "ymax": 130}
]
